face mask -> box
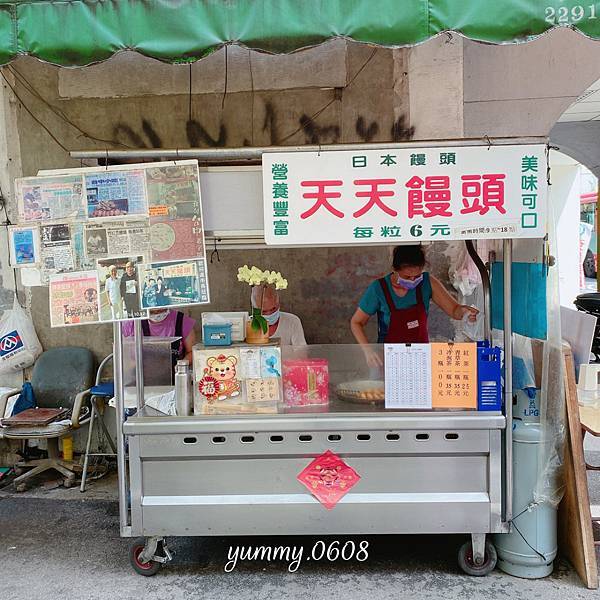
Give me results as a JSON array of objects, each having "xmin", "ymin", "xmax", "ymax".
[
  {"xmin": 149, "ymin": 310, "xmax": 169, "ymax": 323},
  {"xmin": 396, "ymin": 274, "xmax": 423, "ymax": 290},
  {"xmin": 263, "ymin": 309, "xmax": 280, "ymax": 326}
]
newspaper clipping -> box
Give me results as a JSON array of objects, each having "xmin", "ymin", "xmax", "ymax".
[
  {"xmin": 139, "ymin": 259, "xmax": 210, "ymax": 309},
  {"xmin": 85, "ymin": 170, "xmax": 148, "ymax": 219},
  {"xmin": 71, "ymin": 222, "xmax": 96, "ymax": 271},
  {"xmin": 98, "ymin": 255, "xmax": 146, "ymax": 319},
  {"xmin": 84, "ymin": 220, "xmax": 150, "ymax": 259},
  {"xmin": 97, "ymin": 256, "xmax": 148, "ymax": 322},
  {"xmin": 40, "ymin": 223, "xmax": 74, "ymax": 282},
  {"xmin": 146, "ymin": 164, "xmax": 205, "ymax": 261},
  {"xmin": 9, "ymin": 225, "xmax": 40, "ymax": 267},
  {"xmin": 49, "ymin": 271, "xmax": 100, "ymax": 328},
  {"xmin": 13, "ymin": 161, "xmax": 212, "ymax": 328},
  {"xmin": 16, "ymin": 174, "xmax": 85, "ymax": 222}
]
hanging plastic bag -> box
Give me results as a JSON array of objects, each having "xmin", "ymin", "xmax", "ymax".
[
  {"xmin": 0, "ymin": 298, "xmax": 43, "ymax": 374},
  {"xmin": 460, "ymin": 284, "xmax": 485, "ymax": 342},
  {"xmin": 512, "ymin": 333, "xmax": 537, "ymax": 393}
]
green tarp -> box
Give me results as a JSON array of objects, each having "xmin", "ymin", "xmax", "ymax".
[{"xmin": 2, "ymin": 0, "xmax": 600, "ymax": 66}]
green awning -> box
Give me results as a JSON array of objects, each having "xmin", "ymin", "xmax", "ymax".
[{"xmin": 2, "ymin": 0, "xmax": 600, "ymax": 66}]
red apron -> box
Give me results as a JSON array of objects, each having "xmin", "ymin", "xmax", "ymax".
[{"xmin": 378, "ymin": 278, "xmax": 429, "ymax": 343}]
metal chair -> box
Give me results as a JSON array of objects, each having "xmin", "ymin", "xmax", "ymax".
[
  {"xmin": 0, "ymin": 346, "xmax": 95, "ymax": 491},
  {"xmin": 80, "ymin": 353, "xmax": 116, "ymax": 492}
]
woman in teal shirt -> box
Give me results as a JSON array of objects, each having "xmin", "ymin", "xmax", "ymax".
[{"xmin": 351, "ymin": 245, "xmax": 478, "ymax": 366}]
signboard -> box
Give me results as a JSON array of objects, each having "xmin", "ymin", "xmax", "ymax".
[{"xmin": 263, "ymin": 144, "xmax": 547, "ymax": 245}]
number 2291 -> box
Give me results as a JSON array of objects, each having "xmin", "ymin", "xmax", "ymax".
[{"xmin": 545, "ymin": 4, "xmax": 597, "ymax": 24}]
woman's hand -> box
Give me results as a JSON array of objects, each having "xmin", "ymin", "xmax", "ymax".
[
  {"xmin": 363, "ymin": 346, "xmax": 383, "ymax": 368},
  {"xmin": 454, "ymin": 304, "xmax": 479, "ymax": 323}
]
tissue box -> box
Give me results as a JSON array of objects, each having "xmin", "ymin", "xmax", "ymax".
[{"xmin": 282, "ymin": 359, "xmax": 329, "ymax": 407}]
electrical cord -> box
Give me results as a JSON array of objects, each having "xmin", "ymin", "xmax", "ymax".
[
  {"xmin": 278, "ymin": 46, "xmax": 379, "ymax": 144},
  {"xmin": 6, "ymin": 65, "xmax": 131, "ymax": 149},
  {"xmin": 0, "ymin": 70, "xmax": 71, "ymax": 153},
  {"xmin": 0, "ymin": 187, "xmax": 19, "ymax": 298},
  {"xmin": 508, "ymin": 501, "xmax": 549, "ymax": 562}
]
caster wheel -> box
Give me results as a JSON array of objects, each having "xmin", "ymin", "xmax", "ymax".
[
  {"xmin": 15, "ymin": 483, "xmax": 27, "ymax": 493},
  {"xmin": 458, "ymin": 541, "xmax": 497, "ymax": 576},
  {"xmin": 63, "ymin": 477, "xmax": 75, "ymax": 489},
  {"xmin": 129, "ymin": 538, "xmax": 162, "ymax": 577},
  {"xmin": 13, "ymin": 467, "xmax": 24, "ymax": 476}
]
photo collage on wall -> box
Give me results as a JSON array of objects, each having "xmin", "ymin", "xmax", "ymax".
[{"xmin": 12, "ymin": 160, "xmax": 210, "ymax": 328}]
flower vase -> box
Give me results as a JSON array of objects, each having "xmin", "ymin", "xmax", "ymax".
[{"xmin": 245, "ymin": 321, "xmax": 270, "ymax": 345}]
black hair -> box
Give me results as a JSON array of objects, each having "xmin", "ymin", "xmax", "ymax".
[{"xmin": 392, "ymin": 245, "xmax": 426, "ymax": 270}]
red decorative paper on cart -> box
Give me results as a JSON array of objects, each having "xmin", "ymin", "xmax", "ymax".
[{"xmin": 297, "ymin": 450, "xmax": 360, "ymax": 509}]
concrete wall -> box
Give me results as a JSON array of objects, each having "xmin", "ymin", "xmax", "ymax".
[
  {"xmin": 9, "ymin": 41, "xmax": 411, "ymax": 176},
  {"xmin": 0, "ymin": 72, "xmax": 24, "ymax": 390},
  {"xmin": 463, "ymin": 28, "xmax": 600, "ymax": 137}
]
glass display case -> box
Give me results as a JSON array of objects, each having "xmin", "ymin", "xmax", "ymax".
[
  {"xmin": 123, "ymin": 336, "xmax": 180, "ymax": 387},
  {"xmin": 181, "ymin": 342, "xmax": 499, "ymax": 417}
]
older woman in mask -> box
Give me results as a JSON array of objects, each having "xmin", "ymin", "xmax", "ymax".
[
  {"xmin": 121, "ymin": 308, "xmax": 197, "ymax": 368},
  {"xmin": 251, "ymin": 285, "xmax": 307, "ymax": 346}
]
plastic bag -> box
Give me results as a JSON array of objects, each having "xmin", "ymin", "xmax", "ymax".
[
  {"xmin": 10, "ymin": 381, "xmax": 36, "ymax": 416},
  {"xmin": 512, "ymin": 333, "xmax": 537, "ymax": 393},
  {"xmin": 461, "ymin": 291, "xmax": 485, "ymax": 341},
  {"xmin": 0, "ymin": 298, "xmax": 43, "ymax": 374},
  {"xmin": 447, "ymin": 242, "xmax": 480, "ymax": 296}
]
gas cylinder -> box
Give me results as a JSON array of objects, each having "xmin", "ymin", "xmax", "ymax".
[{"xmin": 493, "ymin": 389, "xmax": 557, "ymax": 578}]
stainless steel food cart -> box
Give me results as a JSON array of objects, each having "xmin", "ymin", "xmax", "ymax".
[{"xmin": 116, "ymin": 239, "xmax": 514, "ymax": 577}]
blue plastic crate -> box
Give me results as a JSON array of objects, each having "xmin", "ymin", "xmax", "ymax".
[
  {"xmin": 203, "ymin": 323, "xmax": 232, "ymax": 346},
  {"xmin": 477, "ymin": 342, "xmax": 502, "ymax": 411}
]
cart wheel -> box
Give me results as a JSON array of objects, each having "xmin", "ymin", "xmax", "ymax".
[
  {"xmin": 15, "ymin": 483, "xmax": 27, "ymax": 493},
  {"xmin": 63, "ymin": 477, "xmax": 74, "ymax": 489},
  {"xmin": 458, "ymin": 541, "xmax": 497, "ymax": 576},
  {"xmin": 13, "ymin": 467, "xmax": 23, "ymax": 476},
  {"xmin": 129, "ymin": 538, "xmax": 162, "ymax": 577}
]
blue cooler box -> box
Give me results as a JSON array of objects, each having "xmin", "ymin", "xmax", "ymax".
[{"xmin": 203, "ymin": 323, "xmax": 232, "ymax": 346}]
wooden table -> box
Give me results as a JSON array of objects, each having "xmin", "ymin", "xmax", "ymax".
[{"xmin": 579, "ymin": 403, "xmax": 600, "ymax": 537}]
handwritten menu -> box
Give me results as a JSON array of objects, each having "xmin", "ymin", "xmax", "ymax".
[
  {"xmin": 384, "ymin": 342, "xmax": 478, "ymax": 409},
  {"xmin": 384, "ymin": 344, "xmax": 432, "ymax": 409},
  {"xmin": 430, "ymin": 343, "xmax": 477, "ymax": 409}
]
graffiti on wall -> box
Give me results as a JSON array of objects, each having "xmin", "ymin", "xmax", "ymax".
[{"xmin": 111, "ymin": 98, "xmax": 414, "ymax": 149}]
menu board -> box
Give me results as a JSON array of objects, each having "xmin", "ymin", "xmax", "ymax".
[
  {"xmin": 430, "ymin": 343, "xmax": 477, "ymax": 409},
  {"xmin": 384, "ymin": 344, "xmax": 432, "ymax": 409},
  {"xmin": 384, "ymin": 342, "xmax": 478, "ymax": 409}
]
